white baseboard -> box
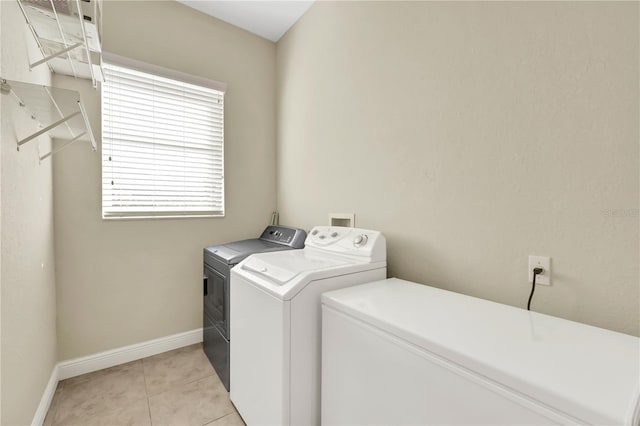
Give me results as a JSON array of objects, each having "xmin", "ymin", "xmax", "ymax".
[
  {"xmin": 31, "ymin": 366, "xmax": 58, "ymax": 426},
  {"xmin": 33, "ymin": 328, "xmax": 203, "ymax": 425},
  {"xmin": 57, "ymin": 328, "xmax": 203, "ymax": 380}
]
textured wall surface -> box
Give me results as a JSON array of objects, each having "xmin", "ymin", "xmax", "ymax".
[
  {"xmin": 53, "ymin": 0, "xmax": 277, "ymax": 360},
  {"xmin": 1, "ymin": 3, "xmax": 3, "ymax": 422},
  {"xmin": 1, "ymin": 1, "xmax": 57, "ymax": 424},
  {"xmin": 276, "ymin": 1, "xmax": 639, "ymax": 335}
]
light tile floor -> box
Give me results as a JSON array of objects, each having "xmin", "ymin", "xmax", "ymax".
[{"xmin": 44, "ymin": 344, "xmax": 245, "ymax": 426}]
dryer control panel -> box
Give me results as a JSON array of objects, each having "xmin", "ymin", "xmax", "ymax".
[{"xmin": 259, "ymin": 225, "xmax": 307, "ymax": 248}]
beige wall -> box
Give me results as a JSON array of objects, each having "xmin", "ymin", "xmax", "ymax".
[
  {"xmin": 53, "ymin": 1, "xmax": 277, "ymax": 360},
  {"xmin": 1, "ymin": 2, "xmax": 3, "ymax": 422},
  {"xmin": 276, "ymin": 1, "xmax": 639, "ymax": 335},
  {"xmin": 1, "ymin": 1, "xmax": 57, "ymax": 424}
]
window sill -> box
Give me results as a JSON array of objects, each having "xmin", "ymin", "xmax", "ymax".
[{"xmin": 102, "ymin": 213, "xmax": 225, "ymax": 221}]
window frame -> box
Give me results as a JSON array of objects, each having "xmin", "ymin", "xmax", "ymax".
[{"xmin": 100, "ymin": 52, "xmax": 227, "ymax": 220}]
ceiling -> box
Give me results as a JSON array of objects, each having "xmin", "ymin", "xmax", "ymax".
[{"xmin": 177, "ymin": 1, "xmax": 315, "ymax": 42}]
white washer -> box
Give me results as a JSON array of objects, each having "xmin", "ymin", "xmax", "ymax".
[
  {"xmin": 230, "ymin": 226, "xmax": 386, "ymax": 426},
  {"xmin": 321, "ymin": 278, "xmax": 640, "ymax": 425}
]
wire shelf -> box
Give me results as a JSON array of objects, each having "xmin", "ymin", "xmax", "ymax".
[
  {"xmin": 17, "ymin": 0, "xmax": 103, "ymax": 87},
  {"xmin": 1, "ymin": 77, "xmax": 97, "ymax": 161}
]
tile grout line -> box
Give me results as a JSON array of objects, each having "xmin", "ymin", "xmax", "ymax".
[
  {"xmin": 201, "ymin": 411, "xmax": 233, "ymax": 426},
  {"xmin": 141, "ymin": 358, "xmax": 154, "ymax": 426},
  {"xmin": 145, "ymin": 370, "xmax": 216, "ymax": 398}
]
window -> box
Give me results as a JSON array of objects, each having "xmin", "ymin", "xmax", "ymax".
[{"xmin": 101, "ymin": 55, "xmax": 225, "ymax": 219}]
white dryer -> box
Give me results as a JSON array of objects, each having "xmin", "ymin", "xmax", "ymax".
[{"xmin": 229, "ymin": 226, "xmax": 386, "ymax": 426}]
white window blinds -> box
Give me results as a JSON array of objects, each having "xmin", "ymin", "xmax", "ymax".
[{"xmin": 102, "ymin": 60, "xmax": 225, "ymax": 219}]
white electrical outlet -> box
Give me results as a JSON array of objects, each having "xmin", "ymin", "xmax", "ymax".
[{"xmin": 528, "ymin": 255, "xmax": 551, "ymax": 285}]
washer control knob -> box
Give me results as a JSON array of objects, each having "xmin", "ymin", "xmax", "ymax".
[
  {"xmin": 353, "ymin": 234, "xmax": 368, "ymax": 247},
  {"xmin": 331, "ymin": 232, "xmax": 338, "ymax": 238}
]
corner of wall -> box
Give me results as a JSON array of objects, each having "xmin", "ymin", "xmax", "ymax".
[
  {"xmin": 0, "ymin": 1, "xmax": 3, "ymax": 422},
  {"xmin": 1, "ymin": 1, "xmax": 57, "ymax": 424}
]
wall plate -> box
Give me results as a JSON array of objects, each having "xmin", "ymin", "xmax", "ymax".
[
  {"xmin": 329, "ymin": 213, "xmax": 355, "ymax": 227},
  {"xmin": 528, "ymin": 255, "xmax": 551, "ymax": 285}
]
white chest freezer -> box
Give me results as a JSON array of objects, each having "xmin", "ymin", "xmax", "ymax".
[{"xmin": 321, "ymin": 278, "xmax": 640, "ymax": 425}]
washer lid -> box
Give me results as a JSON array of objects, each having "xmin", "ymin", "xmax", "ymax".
[
  {"xmin": 240, "ymin": 250, "xmax": 348, "ymax": 286},
  {"xmin": 322, "ymin": 278, "xmax": 640, "ymax": 426}
]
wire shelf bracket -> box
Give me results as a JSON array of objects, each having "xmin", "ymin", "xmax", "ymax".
[
  {"xmin": 1, "ymin": 77, "xmax": 97, "ymax": 161},
  {"xmin": 29, "ymin": 41, "xmax": 83, "ymax": 70}
]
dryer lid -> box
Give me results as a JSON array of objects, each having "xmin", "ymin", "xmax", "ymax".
[{"xmin": 241, "ymin": 250, "xmax": 348, "ymax": 285}]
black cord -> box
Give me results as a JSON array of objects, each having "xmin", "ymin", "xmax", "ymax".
[{"xmin": 527, "ymin": 267, "xmax": 544, "ymax": 311}]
